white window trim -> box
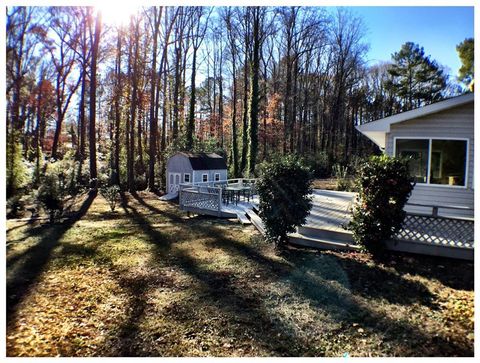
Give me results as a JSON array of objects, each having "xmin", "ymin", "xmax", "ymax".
[
  {"xmin": 202, "ymin": 173, "xmax": 208, "ymax": 183},
  {"xmin": 214, "ymin": 173, "xmax": 220, "ymax": 181},
  {"xmin": 183, "ymin": 173, "xmax": 191, "ymax": 183},
  {"xmin": 393, "ymin": 136, "xmax": 469, "ymax": 189}
]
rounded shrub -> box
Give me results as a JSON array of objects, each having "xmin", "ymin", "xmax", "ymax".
[
  {"xmin": 100, "ymin": 185, "xmax": 121, "ymax": 212},
  {"xmin": 257, "ymin": 155, "xmax": 313, "ymax": 247},
  {"xmin": 348, "ymin": 155, "xmax": 415, "ymax": 256},
  {"xmin": 37, "ymin": 173, "xmax": 64, "ymax": 223}
]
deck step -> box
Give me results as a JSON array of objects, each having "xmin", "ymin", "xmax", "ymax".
[
  {"xmin": 245, "ymin": 209, "xmax": 266, "ymax": 236},
  {"xmin": 237, "ymin": 212, "xmax": 252, "ymax": 225},
  {"xmin": 296, "ymin": 225, "xmax": 353, "ymax": 243},
  {"xmin": 289, "ymin": 232, "xmax": 360, "ymax": 251}
]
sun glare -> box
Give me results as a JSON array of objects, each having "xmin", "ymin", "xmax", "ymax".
[{"xmin": 95, "ymin": 4, "xmax": 140, "ymax": 26}]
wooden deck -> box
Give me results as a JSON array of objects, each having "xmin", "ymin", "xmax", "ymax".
[{"xmin": 178, "ymin": 186, "xmax": 473, "ymax": 260}]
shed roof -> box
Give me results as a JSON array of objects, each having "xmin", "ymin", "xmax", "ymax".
[
  {"xmin": 178, "ymin": 152, "xmax": 227, "ymax": 170},
  {"xmin": 356, "ymin": 93, "xmax": 474, "ymax": 149}
]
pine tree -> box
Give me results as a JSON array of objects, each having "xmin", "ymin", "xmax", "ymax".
[
  {"xmin": 387, "ymin": 42, "xmax": 447, "ymax": 111},
  {"xmin": 456, "ymin": 38, "xmax": 474, "ymax": 90}
]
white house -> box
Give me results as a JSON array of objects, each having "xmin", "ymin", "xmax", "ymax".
[
  {"xmin": 356, "ymin": 93, "xmax": 474, "ymax": 218},
  {"xmin": 166, "ymin": 152, "xmax": 228, "ymax": 194}
]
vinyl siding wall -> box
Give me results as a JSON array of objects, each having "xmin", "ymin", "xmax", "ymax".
[
  {"xmin": 192, "ymin": 169, "xmax": 228, "ymax": 184},
  {"xmin": 385, "ymin": 103, "xmax": 474, "ymax": 218},
  {"xmin": 166, "ymin": 154, "xmax": 193, "ymax": 191}
]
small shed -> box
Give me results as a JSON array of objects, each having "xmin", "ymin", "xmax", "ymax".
[
  {"xmin": 356, "ymin": 93, "xmax": 474, "ymax": 218},
  {"xmin": 166, "ymin": 152, "xmax": 228, "ymax": 194}
]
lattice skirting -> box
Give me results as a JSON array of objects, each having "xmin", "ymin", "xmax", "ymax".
[
  {"xmin": 180, "ymin": 190, "xmax": 220, "ymax": 211},
  {"xmin": 395, "ymin": 214, "xmax": 474, "ymax": 248}
]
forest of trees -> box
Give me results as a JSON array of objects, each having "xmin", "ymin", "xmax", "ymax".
[{"xmin": 6, "ymin": 6, "xmax": 470, "ymax": 198}]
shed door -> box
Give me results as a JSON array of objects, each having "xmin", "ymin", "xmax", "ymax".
[{"xmin": 168, "ymin": 172, "xmax": 181, "ymax": 193}]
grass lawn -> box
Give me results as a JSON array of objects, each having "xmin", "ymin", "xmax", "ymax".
[{"xmin": 6, "ymin": 191, "xmax": 474, "ymax": 357}]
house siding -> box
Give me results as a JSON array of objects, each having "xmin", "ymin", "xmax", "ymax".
[
  {"xmin": 385, "ymin": 103, "xmax": 474, "ymax": 218},
  {"xmin": 166, "ymin": 154, "xmax": 193, "ymax": 191},
  {"xmin": 193, "ymin": 169, "xmax": 227, "ymax": 183}
]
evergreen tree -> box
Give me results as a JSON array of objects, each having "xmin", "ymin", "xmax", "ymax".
[
  {"xmin": 387, "ymin": 42, "xmax": 447, "ymax": 111},
  {"xmin": 456, "ymin": 38, "xmax": 474, "ymax": 90}
]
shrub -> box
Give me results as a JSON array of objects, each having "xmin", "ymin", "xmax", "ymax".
[
  {"xmin": 6, "ymin": 136, "xmax": 29, "ymax": 198},
  {"xmin": 100, "ymin": 185, "xmax": 121, "ymax": 212},
  {"xmin": 7, "ymin": 195, "xmax": 25, "ymax": 219},
  {"xmin": 347, "ymin": 155, "xmax": 415, "ymax": 256},
  {"xmin": 37, "ymin": 174, "xmax": 64, "ymax": 223},
  {"xmin": 332, "ymin": 164, "xmax": 352, "ymax": 191},
  {"xmin": 304, "ymin": 152, "xmax": 331, "ymax": 178},
  {"xmin": 257, "ymin": 155, "xmax": 313, "ymax": 247}
]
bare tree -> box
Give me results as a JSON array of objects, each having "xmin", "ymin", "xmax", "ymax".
[{"xmin": 88, "ymin": 9, "xmax": 102, "ymax": 191}]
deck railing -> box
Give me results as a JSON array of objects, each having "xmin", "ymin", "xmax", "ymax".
[
  {"xmin": 395, "ymin": 203, "xmax": 474, "ymax": 248},
  {"xmin": 179, "ymin": 178, "xmax": 257, "ymax": 215}
]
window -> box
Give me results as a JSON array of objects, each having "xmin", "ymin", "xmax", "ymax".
[
  {"xmin": 395, "ymin": 139, "xmax": 429, "ymax": 183},
  {"xmin": 430, "ymin": 140, "xmax": 467, "ymax": 186},
  {"xmin": 202, "ymin": 174, "xmax": 208, "ymax": 183},
  {"xmin": 184, "ymin": 173, "xmax": 191, "ymax": 183},
  {"xmin": 395, "ymin": 138, "xmax": 468, "ymax": 187},
  {"xmin": 215, "ymin": 173, "xmax": 220, "ymax": 181}
]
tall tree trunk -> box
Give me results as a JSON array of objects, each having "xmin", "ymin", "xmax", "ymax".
[
  {"xmin": 128, "ymin": 19, "xmax": 139, "ymax": 191},
  {"xmin": 172, "ymin": 45, "xmax": 181, "ymax": 142},
  {"xmin": 231, "ymin": 73, "xmax": 239, "ymax": 177},
  {"xmin": 240, "ymin": 56, "xmax": 249, "ymax": 173},
  {"xmin": 89, "ymin": 11, "xmax": 101, "ymax": 191},
  {"xmin": 186, "ymin": 47, "xmax": 198, "ymax": 150},
  {"xmin": 247, "ymin": 8, "xmax": 260, "ymax": 176},
  {"xmin": 218, "ymin": 71, "xmax": 224, "ymax": 148},
  {"xmin": 148, "ymin": 9, "xmax": 161, "ymax": 190},
  {"xmin": 113, "ymin": 28, "xmax": 122, "ymax": 186}
]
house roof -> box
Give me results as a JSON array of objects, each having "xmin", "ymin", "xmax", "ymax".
[
  {"xmin": 179, "ymin": 152, "xmax": 227, "ymax": 170},
  {"xmin": 356, "ymin": 93, "xmax": 474, "ymax": 149}
]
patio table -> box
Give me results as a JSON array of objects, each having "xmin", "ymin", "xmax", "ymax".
[{"xmin": 225, "ymin": 185, "xmax": 251, "ymax": 205}]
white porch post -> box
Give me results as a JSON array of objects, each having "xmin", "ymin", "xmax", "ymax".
[{"xmin": 218, "ymin": 188, "xmax": 222, "ymax": 217}]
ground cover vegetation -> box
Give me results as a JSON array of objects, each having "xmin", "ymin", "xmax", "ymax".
[{"xmin": 6, "ymin": 193, "xmax": 474, "ymax": 357}]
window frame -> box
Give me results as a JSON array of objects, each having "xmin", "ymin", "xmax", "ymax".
[
  {"xmin": 393, "ymin": 136, "xmax": 469, "ymax": 189},
  {"xmin": 214, "ymin": 173, "xmax": 220, "ymax": 182},
  {"xmin": 202, "ymin": 173, "xmax": 208, "ymax": 183},
  {"xmin": 183, "ymin": 173, "xmax": 191, "ymax": 183}
]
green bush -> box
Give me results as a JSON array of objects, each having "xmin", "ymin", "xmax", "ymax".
[
  {"xmin": 100, "ymin": 185, "xmax": 121, "ymax": 212},
  {"xmin": 6, "ymin": 136, "xmax": 29, "ymax": 198},
  {"xmin": 37, "ymin": 174, "xmax": 64, "ymax": 223},
  {"xmin": 257, "ymin": 155, "xmax": 313, "ymax": 247},
  {"xmin": 7, "ymin": 195, "xmax": 25, "ymax": 219},
  {"xmin": 332, "ymin": 164, "xmax": 353, "ymax": 191},
  {"xmin": 348, "ymin": 155, "xmax": 415, "ymax": 256},
  {"xmin": 304, "ymin": 152, "xmax": 331, "ymax": 178}
]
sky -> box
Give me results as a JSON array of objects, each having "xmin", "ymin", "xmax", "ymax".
[{"xmin": 344, "ymin": 6, "xmax": 474, "ymax": 78}]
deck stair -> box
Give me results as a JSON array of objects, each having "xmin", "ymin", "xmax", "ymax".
[
  {"xmin": 245, "ymin": 203, "xmax": 360, "ymax": 251},
  {"xmin": 245, "ymin": 209, "xmax": 265, "ymax": 235},
  {"xmin": 237, "ymin": 211, "xmax": 252, "ymax": 225},
  {"xmin": 289, "ymin": 226, "xmax": 360, "ymax": 251}
]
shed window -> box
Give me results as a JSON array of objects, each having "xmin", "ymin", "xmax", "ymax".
[
  {"xmin": 184, "ymin": 173, "xmax": 191, "ymax": 183},
  {"xmin": 202, "ymin": 174, "xmax": 208, "ymax": 183},
  {"xmin": 395, "ymin": 138, "xmax": 467, "ymax": 187},
  {"xmin": 214, "ymin": 173, "xmax": 220, "ymax": 181}
]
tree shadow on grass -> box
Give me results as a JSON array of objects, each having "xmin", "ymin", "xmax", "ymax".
[
  {"xmin": 380, "ymin": 253, "xmax": 474, "ymax": 291},
  {"xmin": 6, "ymin": 192, "xmax": 96, "ymax": 326},
  {"xmin": 105, "ymin": 193, "xmax": 317, "ymax": 356},
  {"xmin": 199, "ymin": 226, "xmax": 472, "ymax": 356},
  {"xmin": 129, "ymin": 191, "xmax": 184, "ymax": 223},
  {"xmin": 92, "ymin": 196, "xmax": 473, "ymax": 356}
]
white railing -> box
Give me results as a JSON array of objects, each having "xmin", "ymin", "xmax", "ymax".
[{"xmin": 179, "ymin": 178, "xmax": 257, "ymax": 215}]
